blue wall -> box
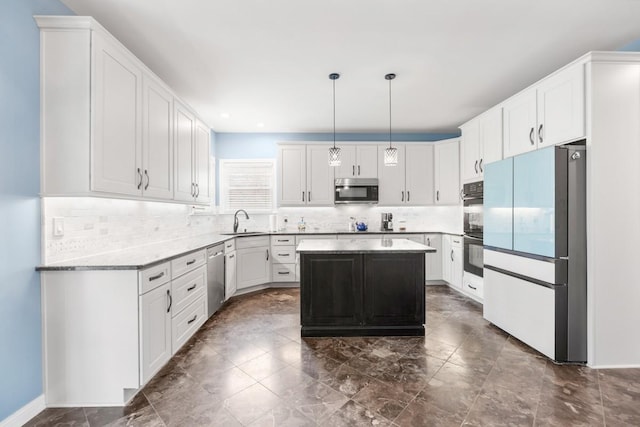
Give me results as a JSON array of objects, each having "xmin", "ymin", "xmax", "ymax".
[
  {"xmin": 619, "ymin": 38, "xmax": 640, "ymax": 52},
  {"xmin": 0, "ymin": 0, "xmax": 73, "ymax": 421}
]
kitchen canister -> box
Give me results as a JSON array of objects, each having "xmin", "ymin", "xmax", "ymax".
[{"xmin": 269, "ymin": 214, "xmax": 278, "ymax": 232}]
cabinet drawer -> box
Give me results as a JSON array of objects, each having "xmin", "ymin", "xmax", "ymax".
[
  {"xmin": 171, "ymin": 265, "xmax": 206, "ymax": 316},
  {"xmin": 450, "ymin": 236, "xmax": 463, "ymax": 248},
  {"xmin": 271, "ymin": 235, "xmax": 295, "ymax": 246},
  {"xmin": 139, "ymin": 262, "xmax": 171, "ymax": 294},
  {"xmin": 463, "ymin": 273, "xmax": 484, "ymax": 300},
  {"xmin": 236, "ymin": 235, "xmax": 270, "ymax": 249},
  {"xmin": 172, "ymin": 295, "xmax": 206, "ymax": 354},
  {"xmin": 272, "ymin": 264, "xmax": 296, "ymax": 282},
  {"xmin": 171, "ymin": 249, "xmax": 206, "ymax": 278},
  {"xmin": 271, "ymin": 247, "xmax": 295, "ymax": 263},
  {"xmin": 224, "ymin": 239, "xmax": 236, "ymax": 253}
]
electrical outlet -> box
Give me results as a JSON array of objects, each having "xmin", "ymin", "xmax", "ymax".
[{"xmin": 53, "ymin": 217, "xmax": 64, "ymax": 237}]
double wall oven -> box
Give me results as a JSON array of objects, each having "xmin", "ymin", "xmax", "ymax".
[{"xmin": 463, "ymin": 181, "xmax": 483, "ymax": 277}]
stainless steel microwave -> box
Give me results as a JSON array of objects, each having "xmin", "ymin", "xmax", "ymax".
[{"xmin": 334, "ymin": 178, "xmax": 379, "ymax": 204}]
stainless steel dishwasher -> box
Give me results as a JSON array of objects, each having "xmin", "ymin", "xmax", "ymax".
[{"xmin": 207, "ymin": 243, "xmax": 225, "ymax": 317}]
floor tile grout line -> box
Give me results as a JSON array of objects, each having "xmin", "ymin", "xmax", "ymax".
[
  {"xmin": 141, "ymin": 390, "xmax": 168, "ymax": 427},
  {"xmin": 530, "ymin": 359, "xmax": 549, "ymax": 427},
  {"xmin": 597, "ymin": 370, "xmax": 607, "ymax": 427}
]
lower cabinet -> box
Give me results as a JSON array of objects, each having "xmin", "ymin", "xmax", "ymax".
[
  {"xmin": 139, "ymin": 282, "xmax": 172, "ymax": 385},
  {"xmin": 424, "ymin": 234, "xmax": 443, "ymax": 281},
  {"xmin": 225, "ymin": 249, "xmax": 237, "ymax": 299},
  {"xmin": 236, "ymin": 235, "xmax": 271, "ymax": 290},
  {"xmin": 442, "ymin": 234, "xmax": 463, "ymax": 289}
]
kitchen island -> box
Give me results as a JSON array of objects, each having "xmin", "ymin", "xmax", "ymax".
[{"xmin": 297, "ymin": 238, "xmax": 434, "ymax": 337}]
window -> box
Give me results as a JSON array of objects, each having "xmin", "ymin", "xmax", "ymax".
[{"xmin": 219, "ymin": 159, "xmax": 275, "ymax": 212}]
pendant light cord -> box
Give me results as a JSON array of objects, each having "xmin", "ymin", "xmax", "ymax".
[
  {"xmin": 333, "ymin": 77, "xmax": 336, "ymax": 149},
  {"xmin": 388, "ymin": 77, "xmax": 392, "ymax": 149}
]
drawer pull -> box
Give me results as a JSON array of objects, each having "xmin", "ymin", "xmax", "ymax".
[
  {"xmin": 187, "ymin": 315, "xmax": 197, "ymax": 324},
  {"xmin": 277, "ymin": 239, "xmax": 289, "ymax": 242},
  {"xmin": 278, "ymin": 271, "xmax": 290, "ymax": 275},
  {"xmin": 186, "ymin": 259, "xmax": 196, "ymax": 266},
  {"xmin": 148, "ymin": 272, "xmax": 165, "ymax": 281},
  {"xmin": 187, "ymin": 284, "xmax": 197, "ymax": 292},
  {"xmin": 467, "ymin": 284, "xmax": 477, "ymax": 290},
  {"xmin": 278, "ymin": 253, "xmax": 290, "ymax": 257}
]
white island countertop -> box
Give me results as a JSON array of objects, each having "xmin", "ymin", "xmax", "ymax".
[{"xmin": 296, "ymin": 238, "xmax": 435, "ymax": 254}]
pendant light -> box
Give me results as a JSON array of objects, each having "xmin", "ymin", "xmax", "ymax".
[
  {"xmin": 384, "ymin": 73, "xmax": 398, "ymax": 166},
  {"xmin": 328, "ymin": 73, "xmax": 341, "ymax": 166}
]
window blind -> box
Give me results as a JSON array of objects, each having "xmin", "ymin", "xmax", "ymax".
[{"xmin": 219, "ymin": 160, "xmax": 275, "ymax": 212}]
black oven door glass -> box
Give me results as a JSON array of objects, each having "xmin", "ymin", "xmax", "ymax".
[
  {"xmin": 464, "ymin": 198, "xmax": 483, "ymax": 236},
  {"xmin": 464, "ymin": 236, "xmax": 484, "ymax": 277}
]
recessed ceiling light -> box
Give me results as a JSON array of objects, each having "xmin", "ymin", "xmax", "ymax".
[
  {"xmin": 220, "ymin": 113, "xmax": 230, "ymax": 119},
  {"xmin": 256, "ymin": 122, "xmax": 265, "ymax": 128}
]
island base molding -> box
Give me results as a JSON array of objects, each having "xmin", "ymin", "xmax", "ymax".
[{"xmin": 301, "ymin": 325, "xmax": 424, "ymax": 337}]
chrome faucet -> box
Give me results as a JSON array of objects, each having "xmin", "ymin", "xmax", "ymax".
[{"xmin": 233, "ymin": 209, "xmax": 250, "ymax": 233}]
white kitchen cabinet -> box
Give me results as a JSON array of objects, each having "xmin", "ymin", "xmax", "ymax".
[
  {"xmin": 225, "ymin": 249, "xmax": 237, "ymax": 300},
  {"xmin": 442, "ymin": 235, "xmax": 462, "ymax": 289},
  {"xmin": 142, "ymin": 75, "xmax": 174, "ymax": 199},
  {"xmin": 334, "ymin": 145, "xmax": 378, "ymax": 178},
  {"xmin": 91, "ymin": 32, "xmax": 143, "ymax": 197},
  {"xmin": 460, "ymin": 108, "xmax": 502, "ymax": 182},
  {"xmin": 271, "ymin": 236, "xmax": 297, "ymax": 283},
  {"xmin": 236, "ymin": 236, "xmax": 271, "ymax": 290},
  {"xmin": 378, "ymin": 144, "xmax": 435, "ymax": 206},
  {"xmin": 37, "ymin": 16, "xmax": 210, "ymax": 204},
  {"xmin": 306, "ymin": 145, "xmax": 335, "ymax": 205},
  {"xmin": 278, "ymin": 144, "xmax": 334, "ymax": 206},
  {"xmin": 462, "ymin": 272, "xmax": 483, "ymax": 302},
  {"xmin": 139, "ymin": 282, "xmax": 172, "ymax": 385},
  {"xmin": 434, "ymin": 139, "xmax": 461, "ymax": 205},
  {"xmin": 173, "ymin": 101, "xmax": 211, "ymax": 204},
  {"xmin": 503, "ymin": 64, "xmax": 584, "ymax": 158},
  {"xmin": 424, "ymin": 234, "xmax": 443, "ymax": 282}
]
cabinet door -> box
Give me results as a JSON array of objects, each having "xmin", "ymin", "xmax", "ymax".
[
  {"xmin": 225, "ymin": 251, "xmax": 237, "ymax": 300},
  {"xmin": 503, "ymin": 89, "xmax": 537, "ymax": 158},
  {"xmin": 441, "ymin": 235, "xmax": 452, "ymax": 284},
  {"xmin": 451, "ymin": 246, "xmax": 463, "ymax": 289},
  {"xmin": 333, "ymin": 145, "xmax": 357, "ymax": 178},
  {"xmin": 306, "ymin": 145, "xmax": 335, "ymax": 206},
  {"xmin": 142, "ymin": 75, "xmax": 173, "ymax": 200},
  {"xmin": 434, "ymin": 139, "xmax": 460, "ymax": 205},
  {"xmin": 424, "ymin": 234, "xmax": 443, "ymax": 281},
  {"xmin": 479, "ymin": 107, "xmax": 503, "ymax": 169},
  {"xmin": 139, "ymin": 283, "xmax": 171, "ymax": 385},
  {"xmin": 405, "ymin": 145, "xmax": 434, "ymax": 205},
  {"xmin": 461, "ymin": 119, "xmax": 481, "ymax": 182},
  {"xmin": 236, "ymin": 246, "xmax": 271, "ymax": 289},
  {"xmin": 536, "ymin": 64, "xmax": 585, "ymax": 147},
  {"xmin": 92, "ymin": 33, "xmax": 143, "ymax": 196},
  {"xmin": 278, "ymin": 145, "xmax": 306, "ymax": 206},
  {"xmin": 356, "ymin": 145, "xmax": 378, "ymax": 178},
  {"xmin": 173, "ymin": 101, "xmax": 195, "ymax": 202},
  {"xmin": 194, "ymin": 120, "xmax": 211, "ymax": 204},
  {"xmin": 363, "ymin": 253, "xmax": 425, "ymax": 326},
  {"xmin": 377, "ymin": 145, "xmax": 406, "ymax": 205}
]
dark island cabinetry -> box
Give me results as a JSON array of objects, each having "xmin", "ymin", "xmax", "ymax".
[{"xmin": 300, "ymin": 250, "xmax": 426, "ymax": 337}]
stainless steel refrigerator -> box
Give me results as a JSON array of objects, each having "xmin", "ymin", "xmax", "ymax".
[{"xmin": 483, "ymin": 144, "xmax": 586, "ymax": 363}]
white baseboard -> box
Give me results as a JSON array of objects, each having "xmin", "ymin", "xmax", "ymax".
[
  {"xmin": 588, "ymin": 363, "xmax": 640, "ymax": 369},
  {"xmin": 0, "ymin": 394, "xmax": 45, "ymax": 427}
]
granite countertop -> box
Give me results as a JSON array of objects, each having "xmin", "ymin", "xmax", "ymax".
[
  {"xmin": 38, "ymin": 229, "xmax": 458, "ymax": 271},
  {"xmin": 296, "ymin": 238, "xmax": 436, "ymax": 254}
]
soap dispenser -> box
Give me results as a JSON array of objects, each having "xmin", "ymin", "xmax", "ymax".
[{"xmin": 298, "ymin": 217, "xmax": 306, "ymax": 232}]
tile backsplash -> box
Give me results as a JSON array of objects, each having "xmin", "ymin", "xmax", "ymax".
[{"xmin": 42, "ymin": 198, "xmax": 462, "ymax": 263}]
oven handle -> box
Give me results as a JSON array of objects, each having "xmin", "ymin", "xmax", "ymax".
[{"xmin": 463, "ymin": 235, "xmax": 484, "ymax": 242}]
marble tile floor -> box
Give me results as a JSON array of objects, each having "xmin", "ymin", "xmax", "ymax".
[{"xmin": 26, "ymin": 286, "xmax": 640, "ymax": 427}]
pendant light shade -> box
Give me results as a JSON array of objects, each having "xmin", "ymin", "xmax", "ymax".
[
  {"xmin": 384, "ymin": 73, "xmax": 398, "ymax": 166},
  {"xmin": 328, "ymin": 73, "xmax": 341, "ymax": 166}
]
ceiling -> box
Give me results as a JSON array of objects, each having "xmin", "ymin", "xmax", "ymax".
[{"xmin": 61, "ymin": 0, "xmax": 640, "ymax": 134}]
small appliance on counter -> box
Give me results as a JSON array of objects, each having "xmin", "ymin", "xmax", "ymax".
[{"xmin": 381, "ymin": 213, "xmax": 394, "ymax": 231}]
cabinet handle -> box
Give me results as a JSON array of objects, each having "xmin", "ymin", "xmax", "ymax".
[
  {"xmin": 302, "ymin": 191, "xmax": 305, "ymax": 202},
  {"xmin": 474, "ymin": 160, "xmax": 478, "ymax": 173},
  {"xmin": 187, "ymin": 284, "xmax": 197, "ymax": 292},
  {"xmin": 144, "ymin": 170, "xmax": 150, "ymax": 190},
  {"xmin": 308, "ymin": 191, "xmax": 311, "ymax": 202},
  {"xmin": 529, "ymin": 127, "xmax": 535, "ymax": 145},
  {"xmin": 352, "ymin": 165, "xmax": 355, "ymax": 176},
  {"xmin": 460, "ymin": 189, "xmax": 465, "ymax": 200},
  {"xmin": 137, "ymin": 168, "xmax": 143, "ymax": 190},
  {"xmin": 186, "ymin": 259, "xmax": 196, "ymax": 265},
  {"xmin": 436, "ymin": 190, "xmax": 440, "ymax": 202},
  {"xmin": 191, "ymin": 182, "xmax": 195, "ymax": 197},
  {"xmin": 228, "ymin": 254, "xmax": 235, "ymax": 259},
  {"xmin": 407, "ymin": 191, "xmax": 410, "ymax": 202},
  {"xmin": 358, "ymin": 165, "xmax": 361, "ymax": 175},
  {"xmin": 278, "ymin": 271, "xmax": 290, "ymax": 275},
  {"xmin": 148, "ymin": 272, "xmax": 165, "ymax": 281},
  {"xmin": 266, "ymin": 249, "xmax": 269, "ymax": 261},
  {"xmin": 401, "ymin": 191, "xmax": 404, "ymax": 202},
  {"xmin": 451, "ymin": 250, "xmax": 454, "ymax": 261},
  {"xmin": 278, "ymin": 253, "xmax": 290, "ymax": 257},
  {"xmin": 427, "ymin": 238, "xmax": 431, "ymax": 246},
  {"xmin": 187, "ymin": 314, "xmax": 198, "ymax": 325},
  {"xmin": 166, "ymin": 289, "xmax": 172, "ymax": 313},
  {"xmin": 479, "ymin": 159, "xmax": 483, "ymax": 172},
  {"xmin": 538, "ymin": 124, "xmax": 544, "ymax": 143},
  {"xmin": 467, "ymin": 284, "xmax": 477, "ymax": 290},
  {"xmin": 195, "ymin": 183, "xmax": 200, "ymax": 198},
  {"xmin": 277, "ymin": 239, "xmax": 289, "ymax": 242}
]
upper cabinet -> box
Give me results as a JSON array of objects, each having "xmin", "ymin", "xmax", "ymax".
[
  {"xmin": 460, "ymin": 107, "xmax": 503, "ymax": 182},
  {"xmin": 503, "ymin": 63, "xmax": 585, "ymax": 158},
  {"xmin": 434, "ymin": 139, "xmax": 461, "ymax": 205},
  {"xmin": 334, "ymin": 145, "xmax": 378, "ymax": 179},
  {"xmin": 277, "ymin": 144, "xmax": 334, "ymax": 207},
  {"xmin": 37, "ymin": 16, "xmax": 211, "ymax": 205},
  {"xmin": 377, "ymin": 145, "xmax": 434, "ymax": 206}
]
